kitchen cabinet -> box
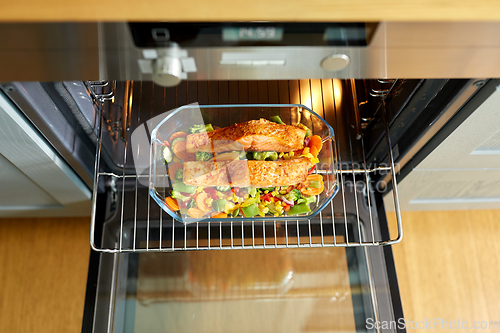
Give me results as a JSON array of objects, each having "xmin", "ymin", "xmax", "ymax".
[{"xmin": 2, "ymin": 0, "xmax": 500, "ymax": 22}]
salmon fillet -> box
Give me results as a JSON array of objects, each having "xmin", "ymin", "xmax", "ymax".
[
  {"xmin": 186, "ymin": 118, "xmax": 306, "ymax": 153},
  {"xmin": 183, "ymin": 157, "xmax": 311, "ymax": 187}
]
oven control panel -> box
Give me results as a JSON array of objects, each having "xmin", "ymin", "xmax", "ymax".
[{"xmin": 128, "ymin": 23, "xmax": 377, "ymax": 48}]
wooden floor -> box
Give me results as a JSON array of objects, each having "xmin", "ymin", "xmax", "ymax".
[
  {"xmin": 0, "ymin": 217, "xmax": 90, "ymax": 333},
  {"xmin": 1, "ymin": 211, "xmax": 500, "ymax": 332},
  {"xmin": 388, "ymin": 210, "xmax": 500, "ymax": 332}
]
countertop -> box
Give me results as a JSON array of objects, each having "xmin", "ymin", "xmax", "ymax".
[
  {"xmin": 2, "ymin": 210, "xmax": 500, "ymax": 332},
  {"xmin": 2, "ymin": 0, "xmax": 500, "ymax": 22}
]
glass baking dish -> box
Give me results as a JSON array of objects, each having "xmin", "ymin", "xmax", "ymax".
[{"xmin": 150, "ymin": 104, "xmax": 338, "ymax": 223}]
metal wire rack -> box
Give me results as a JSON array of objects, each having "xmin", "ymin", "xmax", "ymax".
[{"xmin": 90, "ymin": 79, "xmax": 403, "ymax": 253}]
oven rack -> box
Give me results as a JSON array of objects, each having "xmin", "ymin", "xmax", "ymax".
[{"xmin": 89, "ymin": 80, "xmax": 403, "ymax": 253}]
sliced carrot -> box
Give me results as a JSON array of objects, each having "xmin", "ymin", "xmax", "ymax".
[
  {"xmin": 301, "ymin": 186, "xmax": 323, "ymax": 196},
  {"xmin": 172, "ymin": 140, "xmax": 187, "ymax": 159},
  {"xmin": 168, "ymin": 162, "xmax": 182, "ymax": 181},
  {"xmin": 310, "ymin": 145, "xmax": 319, "ymax": 158},
  {"xmin": 165, "ymin": 197, "xmax": 180, "ymax": 211},
  {"xmin": 310, "ymin": 135, "xmax": 323, "ymax": 148},
  {"xmin": 309, "ymin": 135, "xmax": 323, "ymax": 157},
  {"xmin": 187, "ymin": 207, "xmax": 205, "ymax": 218},
  {"xmin": 172, "ymin": 141, "xmax": 196, "ymax": 161},
  {"xmin": 195, "ymin": 192, "xmax": 211, "ymax": 212},
  {"xmin": 169, "ymin": 131, "xmax": 187, "ymax": 143},
  {"xmin": 307, "ymin": 174, "xmax": 322, "ymax": 181},
  {"xmin": 300, "ymin": 174, "xmax": 324, "ymax": 196},
  {"xmin": 211, "ymin": 212, "xmax": 227, "ymax": 218}
]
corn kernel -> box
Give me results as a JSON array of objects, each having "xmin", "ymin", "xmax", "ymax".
[
  {"xmin": 270, "ymin": 197, "xmax": 275, "ymax": 203},
  {"xmin": 297, "ymin": 123, "xmax": 309, "ymax": 132},
  {"xmin": 279, "ymin": 152, "xmax": 284, "ymax": 158},
  {"xmin": 264, "ymin": 190, "xmax": 269, "ymax": 194},
  {"xmin": 258, "ymin": 211, "xmax": 265, "ymax": 217},
  {"xmin": 290, "ymin": 151, "xmax": 294, "ymax": 157},
  {"xmin": 262, "ymin": 207, "xmax": 269, "ymax": 214},
  {"xmin": 205, "ymin": 198, "xmax": 213, "ymax": 206},
  {"xmin": 279, "ymin": 190, "xmax": 287, "ymax": 195},
  {"xmin": 274, "ymin": 213, "xmax": 279, "ymax": 217},
  {"xmin": 196, "ymin": 186, "xmax": 204, "ymax": 193}
]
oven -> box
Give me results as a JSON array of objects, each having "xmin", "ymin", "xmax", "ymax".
[{"xmin": 1, "ymin": 21, "xmax": 500, "ymax": 333}]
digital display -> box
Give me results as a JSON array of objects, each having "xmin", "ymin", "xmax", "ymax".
[
  {"xmin": 222, "ymin": 27, "xmax": 284, "ymax": 41},
  {"xmin": 323, "ymin": 27, "xmax": 366, "ymax": 42}
]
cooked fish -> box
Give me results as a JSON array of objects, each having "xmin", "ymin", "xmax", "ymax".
[
  {"xmin": 183, "ymin": 157, "xmax": 311, "ymax": 187},
  {"xmin": 186, "ymin": 118, "xmax": 306, "ymax": 153}
]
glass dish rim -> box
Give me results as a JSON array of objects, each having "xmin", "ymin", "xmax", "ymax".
[{"xmin": 150, "ymin": 103, "xmax": 337, "ymax": 223}]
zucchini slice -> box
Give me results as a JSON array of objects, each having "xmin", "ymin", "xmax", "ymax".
[{"xmin": 163, "ymin": 146, "xmax": 173, "ymax": 163}]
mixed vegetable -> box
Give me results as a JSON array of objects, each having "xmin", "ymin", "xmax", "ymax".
[
  {"xmin": 161, "ymin": 116, "xmax": 325, "ymax": 219},
  {"xmin": 165, "ymin": 176, "xmax": 324, "ymax": 218}
]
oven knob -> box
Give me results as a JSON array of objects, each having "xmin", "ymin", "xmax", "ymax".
[
  {"xmin": 152, "ymin": 56, "xmax": 183, "ymax": 87},
  {"xmin": 320, "ymin": 54, "xmax": 350, "ymax": 72}
]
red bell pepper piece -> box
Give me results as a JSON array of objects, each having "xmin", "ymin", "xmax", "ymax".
[{"xmin": 204, "ymin": 187, "xmax": 218, "ymax": 200}]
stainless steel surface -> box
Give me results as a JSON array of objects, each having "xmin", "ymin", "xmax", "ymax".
[
  {"xmin": 2, "ymin": 22, "xmax": 500, "ymax": 81},
  {"xmin": 89, "ymin": 79, "xmax": 403, "ymax": 252}
]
